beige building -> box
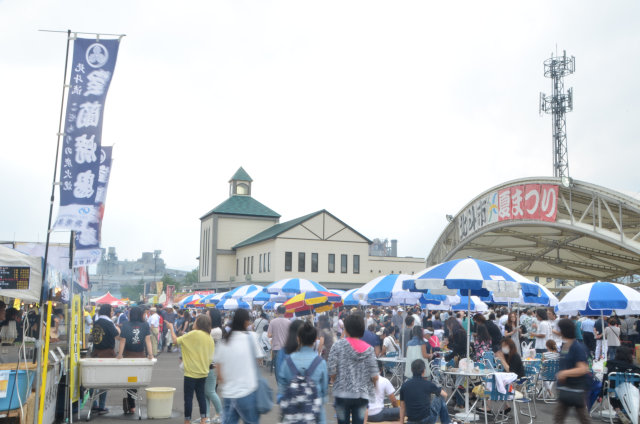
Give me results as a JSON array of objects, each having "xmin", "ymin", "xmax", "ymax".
[{"xmin": 198, "ymin": 168, "xmax": 425, "ymax": 290}]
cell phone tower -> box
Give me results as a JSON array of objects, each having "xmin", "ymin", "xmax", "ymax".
[{"xmin": 539, "ymin": 50, "xmax": 575, "ymax": 186}]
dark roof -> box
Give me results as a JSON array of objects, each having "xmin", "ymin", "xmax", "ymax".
[
  {"xmin": 229, "ymin": 167, "xmax": 252, "ymax": 182},
  {"xmin": 200, "ymin": 196, "xmax": 280, "ymax": 219},
  {"xmin": 233, "ymin": 209, "xmax": 371, "ymax": 249}
]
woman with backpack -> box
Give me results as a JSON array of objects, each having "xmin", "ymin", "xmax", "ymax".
[
  {"xmin": 275, "ymin": 320, "xmax": 304, "ymax": 399},
  {"xmin": 277, "ymin": 321, "xmax": 328, "ymax": 424}
]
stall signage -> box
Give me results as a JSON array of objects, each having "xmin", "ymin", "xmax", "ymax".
[
  {"xmin": 0, "ymin": 266, "xmax": 30, "ymax": 289},
  {"xmin": 458, "ymin": 183, "xmax": 559, "ymax": 240}
]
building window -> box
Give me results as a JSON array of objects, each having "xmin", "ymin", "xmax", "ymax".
[
  {"xmin": 243, "ymin": 257, "xmax": 246, "ymax": 275},
  {"xmin": 236, "ymin": 259, "xmax": 239, "ymax": 276},
  {"xmin": 311, "ymin": 253, "xmax": 318, "ymax": 272},
  {"xmin": 268, "ymin": 252, "xmax": 271, "ymax": 272},
  {"xmin": 341, "ymin": 254, "xmax": 348, "ymax": 273},
  {"xmin": 328, "ymin": 254, "xmax": 335, "ymax": 273},
  {"xmin": 251, "ymin": 256, "xmax": 254, "ymax": 274},
  {"xmin": 285, "ymin": 252, "xmax": 292, "ymax": 272},
  {"xmin": 259, "ymin": 254, "xmax": 263, "ymax": 273},
  {"xmin": 298, "ymin": 252, "xmax": 305, "ymax": 272},
  {"xmin": 353, "ymin": 255, "xmax": 360, "ymax": 274}
]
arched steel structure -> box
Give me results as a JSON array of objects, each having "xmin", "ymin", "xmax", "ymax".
[{"xmin": 428, "ymin": 177, "xmax": 640, "ymax": 282}]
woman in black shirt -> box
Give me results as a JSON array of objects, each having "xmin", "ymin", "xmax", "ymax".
[
  {"xmin": 495, "ymin": 337, "xmax": 524, "ymax": 378},
  {"xmin": 117, "ymin": 307, "xmax": 153, "ymax": 414}
]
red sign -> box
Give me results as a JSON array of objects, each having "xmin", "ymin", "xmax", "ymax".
[{"xmin": 498, "ymin": 184, "xmax": 558, "ymax": 222}]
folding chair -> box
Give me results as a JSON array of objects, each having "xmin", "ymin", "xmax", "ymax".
[
  {"xmin": 595, "ymin": 372, "xmax": 640, "ymax": 424},
  {"xmin": 538, "ymin": 359, "xmax": 559, "ymax": 403},
  {"xmin": 481, "ymin": 374, "xmax": 519, "ymax": 424},
  {"xmin": 515, "ymin": 362, "xmax": 541, "ymax": 423}
]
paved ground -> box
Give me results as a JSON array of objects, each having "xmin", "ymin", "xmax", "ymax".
[{"xmin": 78, "ymin": 350, "xmax": 593, "ymax": 423}]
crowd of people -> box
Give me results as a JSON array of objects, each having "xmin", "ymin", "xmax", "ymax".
[{"xmin": 78, "ymin": 300, "xmax": 640, "ymax": 424}]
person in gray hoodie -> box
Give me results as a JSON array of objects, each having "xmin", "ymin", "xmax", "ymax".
[{"xmin": 328, "ymin": 312, "xmax": 379, "ymax": 424}]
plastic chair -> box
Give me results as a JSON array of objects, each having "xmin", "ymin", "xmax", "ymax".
[
  {"xmin": 516, "ymin": 363, "xmax": 541, "ymax": 423},
  {"xmin": 429, "ymin": 359, "xmax": 445, "ymax": 387},
  {"xmin": 538, "ymin": 359, "xmax": 560, "ymax": 403},
  {"xmin": 481, "ymin": 374, "xmax": 519, "ymax": 424},
  {"xmin": 482, "ymin": 351, "xmax": 497, "ymax": 366},
  {"xmin": 598, "ymin": 372, "xmax": 640, "ymax": 424}
]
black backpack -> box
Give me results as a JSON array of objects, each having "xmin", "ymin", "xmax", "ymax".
[{"xmin": 279, "ymin": 355, "xmax": 323, "ymax": 424}]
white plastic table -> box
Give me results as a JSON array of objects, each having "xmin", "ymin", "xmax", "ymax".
[{"xmin": 443, "ymin": 368, "xmax": 495, "ymax": 422}]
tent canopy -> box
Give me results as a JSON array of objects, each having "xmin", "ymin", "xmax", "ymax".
[
  {"xmin": 92, "ymin": 291, "xmax": 125, "ymax": 306},
  {"xmin": 0, "ymin": 245, "xmax": 43, "ymax": 303}
]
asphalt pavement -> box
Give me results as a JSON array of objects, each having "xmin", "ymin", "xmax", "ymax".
[{"xmin": 78, "ymin": 350, "xmax": 591, "ymax": 424}]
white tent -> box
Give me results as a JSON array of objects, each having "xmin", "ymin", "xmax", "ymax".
[{"xmin": 0, "ymin": 245, "xmax": 43, "ymax": 303}]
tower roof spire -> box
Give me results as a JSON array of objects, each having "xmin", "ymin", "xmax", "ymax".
[{"xmin": 229, "ymin": 167, "xmax": 253, "ymax": 183}]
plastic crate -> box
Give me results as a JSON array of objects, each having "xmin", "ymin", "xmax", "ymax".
[
  {"xmin": 0, "ymin": 369, "xmax": 35, "ymax": 411},
  {"xmin": 79, "ymin": 358, "xmax": 156, "ymax": 389}
]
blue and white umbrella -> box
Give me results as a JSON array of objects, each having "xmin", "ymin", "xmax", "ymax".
[
  {"xmin": 216, "ymin": 298, "xmax": 251, "ymax": 310},
  {"xmin": 263, "ymin": 278, "xmax": 328, "ymax": 295},
  {"xmin": 342, "ymin": 288, "xmax": 367, "ymax": 306},
  {"xmin": 178, "ymin": 294, "xmax": 202, "ymax": 306},
  {"xmin": 243, "ymin": 290, "xmax": 287, "ymax": 305},
  {"xmin": 403, "ymin": 258, "xmax": 522, "ymax": 299},
  {"xmin": 452, "ymin": 296, "xmax": 488, "ymax": 312},
  {"xmin": 223, "ymin": 284, "xmax": 262, "ymax": 300},
  {"xmin": 557, "ymin": 281, "xmax": 640, "ymax": 361},
  {"xmin": 492, "ymin": 280, "xmax": 558, "ymax": 306},
  {"xmin": 355, "ymin": 274, "xmax": 422, "ymax": 304},
  {"xmin": 557, "ymin": 282, "xmax": 640, "ymax": 316},
  {"xmin": 198, "ymin": 292, "xmax": 227, "ymax": 306},
  {"xmin": 262, "ymin": 301, "xmax": 282, "ymax": 311}
]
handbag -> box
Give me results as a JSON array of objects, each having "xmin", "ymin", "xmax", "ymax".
[{"xmin": 248, "ymin": 333, "xmax": 274, "ymax": 414}]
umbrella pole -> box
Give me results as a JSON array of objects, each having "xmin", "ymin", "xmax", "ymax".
[
  {"xmin": 465, "ymin": 293, "xmax": 471, "ymax": 416},
  {"xmin": 602, "ymin": 310, "xmax": 606, "ymax": 362}
]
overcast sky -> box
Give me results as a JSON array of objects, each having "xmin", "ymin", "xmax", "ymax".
[{"xmin": 1, "ymin": 1, "xmax": 639, "ymax": 271}]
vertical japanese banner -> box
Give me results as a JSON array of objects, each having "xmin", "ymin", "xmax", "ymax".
[
  {"xmin": 73, "ymin": 146, "xmax": 113, "ymax": 267},
  {"xmin": 166, "ymin": 285, "xmax": 175, "ymax": 306},
  {"xmin": 53, "ymin": 37, "xmax": 119, "ymax": 267},
  {"xmin": 156, "ymin": 281, "xmax": 163, "ymax": 295}
]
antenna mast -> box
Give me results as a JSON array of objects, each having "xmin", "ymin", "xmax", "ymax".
[{"xmin": 539, "ymin": 50, "xmax": 575, "ymax": 185}]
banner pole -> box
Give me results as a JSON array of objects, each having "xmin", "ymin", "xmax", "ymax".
[
  {"xmin": 37, "ymin": 301, "xmax": 54, "ymax": 424},
  {"xmin": 34, "ymin": 28, "xmax": 73, "ymax": 424}
]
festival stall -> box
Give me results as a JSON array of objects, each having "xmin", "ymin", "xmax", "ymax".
[{"xmin": 0, "ymin": 245, "xmax": 43, "ymax": 422}]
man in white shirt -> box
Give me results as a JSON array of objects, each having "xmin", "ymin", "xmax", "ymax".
[
  {"xmin": 147, "ymin": 307, "xmax": 160, "ymax": 356},
  {"xmin": 365, "ymin": 373, "xmax": 399, "ymax": 422},
  {"xmin": 498, "ymin": 309, "xmax": 509, "ymax": 335},
  {"xmin": 547, "ymin": 309, "xmax": 563, "ymax": 349},
  {"xmin": 532, "ymin": 309, "xmax": 550, "ymax": 353},
  {"xmin": 366, "ymin": 311, "xmax": 376, "ymax": 330}
]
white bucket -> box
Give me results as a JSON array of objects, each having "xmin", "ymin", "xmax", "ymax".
[{"xmin": 145, "ymin": 387, "xmax": 176, "ymax": 419}]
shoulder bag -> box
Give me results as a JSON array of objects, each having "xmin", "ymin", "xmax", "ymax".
[{"xmin": 248, "ymin": 332, "xmax": 273, "ymax": 414}]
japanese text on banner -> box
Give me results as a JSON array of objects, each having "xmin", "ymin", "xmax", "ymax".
[{"xmin": 54, "ymin": 37, "xmax": 119, "ymax": 235}]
